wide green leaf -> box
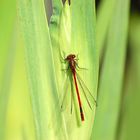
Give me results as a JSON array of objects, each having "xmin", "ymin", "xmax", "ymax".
[
  {"xmin": 18, "ymin": 0, "xmax": 65, "ymax": 139},
  {"xmin": 118, "ymin": 13, "xmax": 140, "ymax": 140},
  {"xmin": 50, "ymin": 0, "xmax": 98, "ymax": 140},
  {"xmin": 0, "ymin": 0, "xmax": 16, "ymax": 139},
  {"xmin": 96, "ymin": 0, "xmax": 116, "ymax": 58},
  {"xmin": 92, "ymin": 0, "xmax": 130, "ymax": 140}
]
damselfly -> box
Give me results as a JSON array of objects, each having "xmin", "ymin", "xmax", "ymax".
[{"xmin": 61, "ymin": 54, "xmax": 97, "ymax": 121}]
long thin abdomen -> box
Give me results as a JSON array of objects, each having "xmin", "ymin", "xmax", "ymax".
[{"xmin": 73, "ymin": 71, "xmax": 84, "ymax": 121}]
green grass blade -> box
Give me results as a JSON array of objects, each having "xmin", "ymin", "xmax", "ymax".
[
  {"xmin": 49, "ymin": 3, "xmax": 72, "ymax": 139},
  {"xmin": 70, "ymin": 0, "xmax": 98, "ymax": 116},
  {"xmin": 96, "ymin": 0, "xmax": 116, "ymax": 58},
  {"xmin": 92, "ymin": 0, "xmax": 130, "ymax": 140},
  {"xmin": 118, "ymin": 13, "xmax": 140, "ymax": 140},
  {"xmin": 0, "ymin": 0, "xmax": 16, "ymax": 87},
  {"xmin": 18, "ymin": 0, "xmax": 65, "ymax": 139},
  {"xmin": 0, "ymin": 0, "xmax": 16, "ymax": 139},
  {"xmin": 0, "ymin": 32, "xmax": 17, "ymax": 140},
  {"xmin": 50, "ymin": 0, "xmax": 98, "ymax": 139},
  {"xmin": 6, "ymin": 36, "xmax": 35, "ymax": 140},
  {"xmin": 70, "ymin": 1, "xmax": 98, "ymax": 139}
]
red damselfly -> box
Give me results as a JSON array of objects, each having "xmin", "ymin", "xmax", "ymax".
[{"xmin": 61, "ymin": 54, "xmax": 97, "ymax": 122}]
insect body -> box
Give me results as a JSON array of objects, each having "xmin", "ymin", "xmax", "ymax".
[
  {"xmin": 61, "ymin": 54, "xmax": 97, "ymax": 122},
  {"xmin": 65, "ymin": 54, "xmax": 85, "ymax": 121}
]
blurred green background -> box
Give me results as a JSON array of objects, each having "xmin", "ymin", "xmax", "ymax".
[{"xmin": 0, "ymin": 0, "xmax": 140, "ymax": 140}]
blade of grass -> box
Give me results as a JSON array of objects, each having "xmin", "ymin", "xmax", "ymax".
[
  {"xmin": 5, "ymin": 33, "xmax": 35, "ymax": 140},
  {"xmin": 96, "ymin": 0, "xmax": 116, "ymax": 59},
  {"xmin": 0, "ymin": 0, "xmax": 16, "ymax": 139},
  {"xmin": 118, "ymin": 13, "xmax": 140, "ymax": 140},
  {"xmin": 0, "ymin": 0, "xmax": 16, "ymax": 87},
  {"xmin": 0, "ymin": 30, "xmax": 17, "ymax": 140},
  {"xmin": 92, "ymin": 0, "xmax": 130, "ymax": 140},
  {"xmin": 50, "ymin": 0, "xmax": 98, "ymax": 139},
  {"xmin": 70, "ymin": 0, "xmax": 98, "ymax": 129},
  {"xmin": 18, "ymin": 0, "xmax": 66, "ymax": 140},
  {"xmin": 49, "ymin": 0, "xmax": 64, "ymax": 96},
  {"xmin": 49, "ymin": 3, "xmax": 72, "ymax": 139},
  {"xmin": 50, "ymin": 2, "xmax": 71, "ymax": 98}
]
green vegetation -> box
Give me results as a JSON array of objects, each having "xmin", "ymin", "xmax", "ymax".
[{"xmin": 0, "ymin": 0, "xmax": 140, "ymax": 140}]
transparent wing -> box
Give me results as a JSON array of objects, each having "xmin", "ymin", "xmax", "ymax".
[
  {"xmin": 70, "ymin": 80, "xmax": 74, "ymax": 114},
  {"xmin": 76, "ymin": 72, "xmax": 97, "ymax": 110},
  {"xmin": 60, "ymin": 74, "xmax": 69, "ymax": 111},
  {"xmin": 60, "ymin": 73, "xmax": 74, "ymax": 113}
]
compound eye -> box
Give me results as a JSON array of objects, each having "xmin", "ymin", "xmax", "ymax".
[{"xmin": 72, "ymin": 55, "xmax": 75, "ymax": 58}]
